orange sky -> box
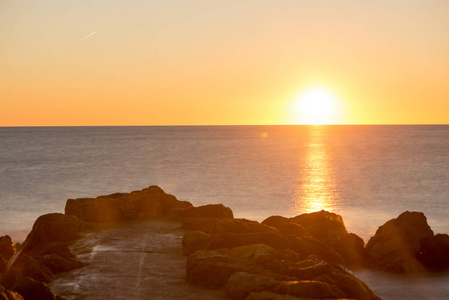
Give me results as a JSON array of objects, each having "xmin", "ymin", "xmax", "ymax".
[{"xmin": 1, "ymin": 1, "xmax": 448, "ymax": 126}]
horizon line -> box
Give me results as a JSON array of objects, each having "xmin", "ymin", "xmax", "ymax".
[{"xmin": 1, "ymin": 124, "xmax": 448, "ymax": 128}]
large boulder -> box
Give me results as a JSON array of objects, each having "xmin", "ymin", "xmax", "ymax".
[
  {"xmin": 12, "ymin": 277, "xmax": 59, "ymax": 300},
  {"xmin": 209, "ymin": 219, "xmax": 276, "ymax": 234},
  {"xmin": 224, "ymin": 271, "xmax": 373, "ymax": 300},
  {"xmin": 290, "ymin": 210, "xmax": 348, "ymax": 241},
  {"xmin": 186, "ymin": 250, "xmax": 264, "ymax": 288},
  {"xmin": 182, "ymin": 218, "xmax": 275, "ymax": 235},
  {"xmin": 209, "ymin": 232, "xmax": 290, "ymax": 252},
  {"xmin": 365, "ymin": 211, "xmax": 434, "ymax": 273},
  {"xmin": 28, "ymin": 242, "xmax": 74, "ymax": 260},
  {"xmin": 224, "ymin": 272, "xmax": 279, "ymax": 300},
  {"xmin": 182, "ymin": 231, "xmax": 290, "ymax": 256},
  {"xmin": 186, "ymin": 244, "xmax": 380, "ymax": 299},
  {"xmin": 18, "ymin": 214, "xmax": 90, "ymax": 256},
  {"xmin": 290, "ymin": 236, "xmax": 345, "ymax": 265},
  {"xmin": 416, "ymin": 233, "xmax": 449, "ymax": 271},
  {"xmin": 9, "ymin": 256, "xmax": 54, "ymax": 284},
  {"xmin": 261, "ymin": 216, "xmax": 290, "ymax": 229},
  {"xmin": 0, "ymin": 285, "xmax": 23, "ymax": 300},
  {"xmin": 182, "ymin": 230, "xmax": 211, "ymax": 256},
  {"xmin": 65, "ymin": 197, "xmax": 123, "ymax": 222},
  {"xmin": 0, "ymin": 268, "xmax": 22, "ymax": 290},
  {"xmin": 186, "ymin": 244, "xmax": 291, "ymax": 288},
  {"xmin": 314, "ymin": 268, "xmax": 381, "ymax": 300},
  {"xmin": 36, "ymin": 254, "xmax": 86, "ymax": 274},
  {"xmin": 172, "ymin": 204, "xmax": 233, "ymax": 220},
  {"xmin": 65, "ymin": 185, "xmax": 192, "ymax": 222},
  {"xmin": 0, "ymin": 237, "xmax": 16, "ymax": 261},
  {"xmin": 327, "ymin": 233, "xmax": 366, "ymax": 268}
]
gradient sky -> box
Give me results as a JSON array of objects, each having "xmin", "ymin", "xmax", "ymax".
[{"xmin": 1, "ymin": 0, "xmax": 448, "ymax": 126}]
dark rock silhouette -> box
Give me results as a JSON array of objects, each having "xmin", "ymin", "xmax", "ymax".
[
  {"xmin": 36, "ymin": 254, "xmax": 86, "ymax": 274},
  {"xmin": 366, "ymin": 211, "xmax": 434, "ymax": 273},
  {"xmin": 1, "ymin": 268, "xmax": 22, "ymax": 290},
  {"xmin": 10, "ymin": 255, "xmax": 54, "ymax": 284},
  {"xmin": 416, "ymin": 233, "xmax": 449, "ymax": 271},
  {"xmin": 0, "ymin": 285, "xmax": 23, "ymax": 300},
  {"xmin": 0, "ymin": 237, "xmax": 16, "ymax": 261},
  {"xmin": 12, "ymin": 277, "xmax": 59, "ymax": 300},
  {"xmin": 0, "ymin": 257, "xmax": 6, "ymax": 274}
]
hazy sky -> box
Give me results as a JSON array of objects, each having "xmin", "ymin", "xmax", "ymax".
[{"xmin": 1, "ymin": 0, "xmax": 448, "ymax": 125}]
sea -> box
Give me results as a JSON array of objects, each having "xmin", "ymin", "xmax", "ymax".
[{"xmin": 1, "ymin": 125, "xmax": 448, "ymax": 299}]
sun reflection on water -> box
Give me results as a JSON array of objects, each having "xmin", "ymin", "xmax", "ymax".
[{"xmin": 295, "ymin": 127, "xmax": 339, "ymax": 213}]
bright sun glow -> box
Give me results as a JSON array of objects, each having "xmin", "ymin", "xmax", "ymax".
[{"xmin": 293, "ymin": 87, "xmax": 339, "ymax": 125}]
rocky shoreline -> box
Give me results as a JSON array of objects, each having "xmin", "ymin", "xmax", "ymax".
[{"xmin": 1, "ymin": 186, "xmax": 449, "ymax": 299}]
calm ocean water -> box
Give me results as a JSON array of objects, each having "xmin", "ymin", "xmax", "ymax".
[{"xmin": 1, "ymin": 125, "xmax": 448, "ymax": 298}]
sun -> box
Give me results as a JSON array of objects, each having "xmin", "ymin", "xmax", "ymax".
[{"xmin": 293, "ymin": 87, "xmax": 340, "ymax": 125}]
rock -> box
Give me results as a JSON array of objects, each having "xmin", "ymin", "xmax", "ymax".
[
  {"xmin": 244, "ymin": 291, "xmax": 305, "ymax": 300},
  {"xmin": 65, "ymin": 197, "xmax": 123, "ymax": 222},
  {"xmin": 273, "ymin": 280, "xmax": 346, "ymax": 299},
  {"xmin": 36, "ymin": 254, "xmax": 86, "ymax": 274},
  {"xmin": 182, "ymin": 218, "xmax": 275, "ymax": 235},
  {"xmin": 186, "ymin": 244, "xmax": 286, "ymax": 288},
  {"xmin": 283, "ymin": 256, "xmax": 335, "ymax": 280},
  {"xmin": 365, "ymin": 211, "xmax": 434, "ymax": 273},
  {"xmin": 290, "ymin": 236, "xmax": 345, "ymax": 265},
  {"xmin": 186, "ymin": 251, "xmax": 262, "ymax": 288},
  {"xmin": 226, "ymin": 244, "xmax": 300, "ymax": 263},
  {"xmin": 209, "ymin": 219, "xmax": 277, "ymax": 235},
  {"xmin": 0, "ymin": 256, "xmax": 6, "ymax": 273},
  {"xmin": 314, "ymin": 268, "xmax": 381, "ymax": 300},
  {"xmin": 182, "ymin": 231, "xmax": 291, "ymax": 256},
  {"xmin": 181, "ymin": 218, "xmax": 222, "ymax": 233},
  {"xmin": 182, "ymin": 231, "xmax": 211, "ymax": 256},
  {"xmin": 261, "ymin": 216, "xmax": 290, "ymax": 229},
  {"xmin": 12, "ymin": 277, "xmax": 58, "ymax": 300},
  {"xmin": 173, "ymin": 204, "xmax": 234, "ymax": 219},
  {"xmin": 416, "ymin": 233, "xmax": 449, "ymax": 271},
  {"xmin": 262, "ymin": 216, "xmax": 311, "ymax": 238},
  {"xmin": 275, "ymin": 223, "xmax": 310, "ymax": 239},
  {"xmin": 209, "ymin": 232, "xmax": 290, "ymax": 252},
  {"xmin": 0, "ymin": 285, "xmax": 24, "ymax": 300},
  {"xmin": 0, "ymin": 237, "xmax": 16, "ymax": 261},
  {"xmin": 28, "ymin": 242, "xmax": 74, "ymax": 260},
  {"xmin": 290, "ymin": 210, "xmax": 348, "ymax": 241},
  {"xmin": 10, "ymin": 255, "xmax": 54, "ymax": 284},
  {"xmin": 227, "ymin": 272, "xmax": 347, "ymax": 299},
  {"xmin": 224, "ymin": 272, "xmax": 280, "ymax": 299},
  {"xmin": 65, "ymin": 185, "xmax": 192, "ymax": 222},
  {"xmin": 17, "ymin": 214, "xmax": 90, "ymax": 256},
  {"xmin": 327, "ymin": 233, "xmax": 366, "ymax": 268},
  {"xmin": 1, "ymin": 268, "xmax": 23, "ymax": 290}
]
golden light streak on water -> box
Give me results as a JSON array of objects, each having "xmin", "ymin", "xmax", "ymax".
[{"xmin": 295, "ymin": 127, "xmax": 339, "ymax": 213}]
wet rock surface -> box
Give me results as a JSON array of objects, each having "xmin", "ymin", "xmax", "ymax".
[{"xmin": 49, "ymin": 219, "xmax": 226, "ymax": 300}]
